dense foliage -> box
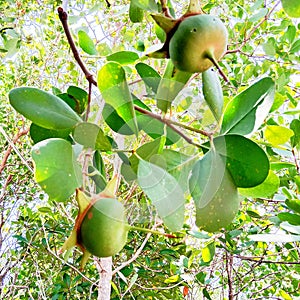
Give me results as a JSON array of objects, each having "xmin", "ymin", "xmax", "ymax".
[{"xmin": 1, "ymin": 0, "xmax": 300, "ymax": 299}]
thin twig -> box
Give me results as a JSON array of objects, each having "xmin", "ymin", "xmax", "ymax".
[
  {"xmin": 0, "ymin": 126, "xmax": 32, "ymax": 174},
  {"xmin": 136, "ymin": 105, "xmax": 202, "ymax": 147},
  {"xmin": 112, "ymin": 231, "xmax": 152, "ymax": 276},
  {"xmin": 112, "ymin": 222, "xmax": 163, "ymax": 276},
  {"xmin": 134, "ymin": 105, "xmax": 210, "ymax": 146},
  {"xmin": 57, "ymin": 7, "xmax": 97, "ymax": 86},
  {"xmin": 236, "ymin": 254, "xmax": 300, "ymax": 265}
]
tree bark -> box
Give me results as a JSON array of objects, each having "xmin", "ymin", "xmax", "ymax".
[{"xmin": 96, "ymin": 257, "xmax": 113, "ymax": 300}]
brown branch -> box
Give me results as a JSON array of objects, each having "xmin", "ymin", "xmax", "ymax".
[
  {"xmin": 236, "ymin": 254, "xmax": 300, "ymax": 265},
  {"xmin": 0, "ymin": 126, "xmax": 30, "ymax": 175},
  {"xmin": 226, "ymin": 0, "xmax": 281, "ymax": 55},
  {"xmin": 57, "ymin": 7, "xmax": 97, "ymax": 87},
  {"xmin": 292, "ymin": 148, "xmax": 300, "ymax": 174},
  {"xmin": 225, "ymin": 252, "xmax": 234, "ymax": 300},
  {"xmin": 134, "ymin": 105, "xmax": 212, "ymax": 144},
  {"xmin": 160, "ymin": 0, "xmax": 172, "ymax": 18},
  {"xmin": 134, "ymin": 105, "xmax": 202, "ymax": 147}
]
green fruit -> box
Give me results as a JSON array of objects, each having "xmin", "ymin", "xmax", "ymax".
[
  {"xmin": 189, "ymin": 150, "xmax": 239, "ymax": 232},
  {"xmin": 79, "ymin": 198, "xmax": 129, "ymax": 257},
  {"xmin": 169, "ymin": 15, "xmax": 228, "ymax": 73}
]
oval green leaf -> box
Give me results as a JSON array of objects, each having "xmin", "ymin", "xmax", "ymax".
[
  {"xmin": 30, "ymin": 123, "xmax": 71, "ymax": 144},
  {"xmin": 97, "ymin": 62, "xmax": 138, "ymax": 135},
  {"xmin": 211, "ymin": 134, "xmax": 270, "ymax": 188},
  {"xmin": 239, "ymin": 170, "xmax": 279, "ymax": 198},
  {"xmin": 73, "ymin": 122, "xmax": 112, "ymax": 151},
  {"xmin": 78, "ymin": 30, "xmax": 97, "ymax": 55},
  {"xmin": 189, "ymin": 150, "xmax": 240, "ymax": 232},
  {"xmin": 202, "ymin": 68, "xmax": 223, "ymax": 121},
  {"xmin": 107, "ymin": 51, "xmax": 139, "ymax": 65},
  {"xmin": 221, "ymin": 77, "xmax": 275, "ymax": 135},
  {"xmin": 265, "ymin": 125, "xmax": 294, "ymax": 146},
  {"xmin": 9, "ymin": 87, "xmax": 82, "ymax": 130},
  {"xmin": 136, "ymin": 62, "xmax": 161, "ymax": 94},
  {"xmin": 31, "ymin": 138, "xmax": 82, "ymax": 201},
  {"xmin": 137, "ymin": 159, "xmax": 184, "ymax": 231},
  {"xmin": 129, "ymin": 0, "xmax": 144, "ymax": 23},
  {"xmin": 156, "ymin": 60, "xmax": 192, "ymax": 113}
]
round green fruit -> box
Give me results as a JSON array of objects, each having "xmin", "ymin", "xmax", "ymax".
[
  {"xmin": 169, "ymin": 14, "xmax": 228, "ymax": 73},
  {"xmin": 79, "ymin": 198, "xmax": 129, "ymax": 257},
  {"xmin": 195, "ymin": 169, "xmax": 239, "ymax": 232}
]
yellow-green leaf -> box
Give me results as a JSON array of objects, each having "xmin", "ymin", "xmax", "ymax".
[{"xmin": 265, "ymin": 125, "xmax": 294, "ymax": 146}]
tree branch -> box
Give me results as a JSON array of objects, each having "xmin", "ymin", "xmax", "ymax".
[
  {"xmin": 57, "ymin": 7, "xmax": 97, "ymax": 87},
  {"xmin": 236, "ymin": 254, "xmax": 300, "ymax": 265},
  {"xmin": 134, "ymin": 105, "xmax": 212, "ymax": 147},
  {"xmin": 0, "ymin": 126, "xmax": 31, "ymax": 174},
  {"xmin": 160, "ymin": 0, "xmax": 172, "ymax": 18}
]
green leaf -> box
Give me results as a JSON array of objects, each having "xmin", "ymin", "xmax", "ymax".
[
  {"xmin": 164, "ymin": 275, "xmax": 180, "ymax": 283},
  {"xmin": 106, "ymin": 51, "xmax": 139, "ymax": 65},
  {"xmin": 248, "ymin": 234, "xmax": 300, "ymax": 242},
  {"xmin": 221, "ymin": 77, "xmax": 275, "ymax": 135},
  {"xmin": 156, "ymin": 60, "xmax": 192, "ymax": 113},
  {"xmin": 278, "ymin": 212, "xmax": 300, "ymax": 225},
  {"xmin": 290, "ymin": 39, "xmax": 300, "ymax": 53},
  {"xmin": 206, "ymin": 135, "xmax": 270, "ymax": 188},
  {"xmin": 97, "ymin": 62, "xmax": 138, "ymax": 135},
  {"xmin": 30, "ymin": 123, "xmax": 71, "ymax": 144},
  {"xmin": 246, "ymin": 210, "xmax": 262, "ymax": 219},
  {"xmin": 265, "ymin": 125, "xmax": 294, "ymax": 146},
  {"xmin": 189, "ymin": 150, "xmax": 240, "ymax": 232},
  {"xmin": 129, "ymin": 0, "xmax": 144, "ymax": 23},
  {"xmin": 271, "ymin": 162, "xmax": 295, "ymax": 171},
  {"xmin": 136, "ymin": 62, "xmax": 161, "ymax": 94},
  {"xmin": 31, "ymin": 138, "xmax": 82, "ymax": 201},
  {"xmin": 223, "ymin": 137, "xmax": 269, "ymax": 186},
  {"xmin": 280, "ymin": 222, "xmax": 300, "ymax": 235},
  {"xmin": 281, "ymin": 0, "xmax": 300, "ymax": 18},
  {"xmin": 285, "ymin": 199, "xmax": 300, "ymax": 214},
  {"xmin": 202, "ymin": 68, "xmax": 223, "ymax": 121},
  {"xmin": 131, "ymin": 0, "xmax": 158, "ymax": 12},
  {"xmin": 239, "ymin": 170, "xmax": 279, "ymax": 198},
  {"xmin": 202, "ymin": 241, "xmax": 215, "ymax": 263},
  {"xmin": 138, "ymin": 115, "xmax": 181, "ymax": 145},
  {"xmin": 78, "ymin": 30, "xmax": 97, "ymax": 55},
  {"xmin": 290, "ymin": 119, "xmax": 300, "ymax": 147},
  {"xmin": 9, "ymin": 87, "xmax": 82, "ymax": 130},
  {"xmin": 93, "ymin": 150, "xmax": 106, "ymax": 177},
  {"xmin": 102, "ymin": 103, "xmax": 134, "ymax": 135},
  {"xmin": 73, "ymin": 122, "xmax": 112, "ymax": 151},
  {"xmin": 137, "ymin": 159, "xmax": 185, "ymax": 231},
  {"xmin": 159, "ymin": 149, "xmax": 197, "ymax": 193},
  {"xmin": 125, "ymin": 136, "xmax": 166, "ymax": 178},
  {"xmin": 67, "ymin": 86, "xmax": 88, "ymax": 114},
  {"xmin": 88, "ymin": 166, "xmax": 107, "ymax": 193}
]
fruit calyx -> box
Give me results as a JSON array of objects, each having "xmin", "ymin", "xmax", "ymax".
[
  {"xmin": 148, "ymin": 12, "xmax": 203, "ymax": 59},
  {"xmin": 60, "ymin": 176, "xmax": 124, "ymax": 269}
]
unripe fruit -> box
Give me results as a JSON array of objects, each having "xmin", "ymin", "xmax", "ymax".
[
  {"xmin": 79, "ymin": 198, "xmax": 129, "ymax": 257},
  {"xmin": 169, "ymin": 15, "xmax": 228, "ymax": 73}
]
